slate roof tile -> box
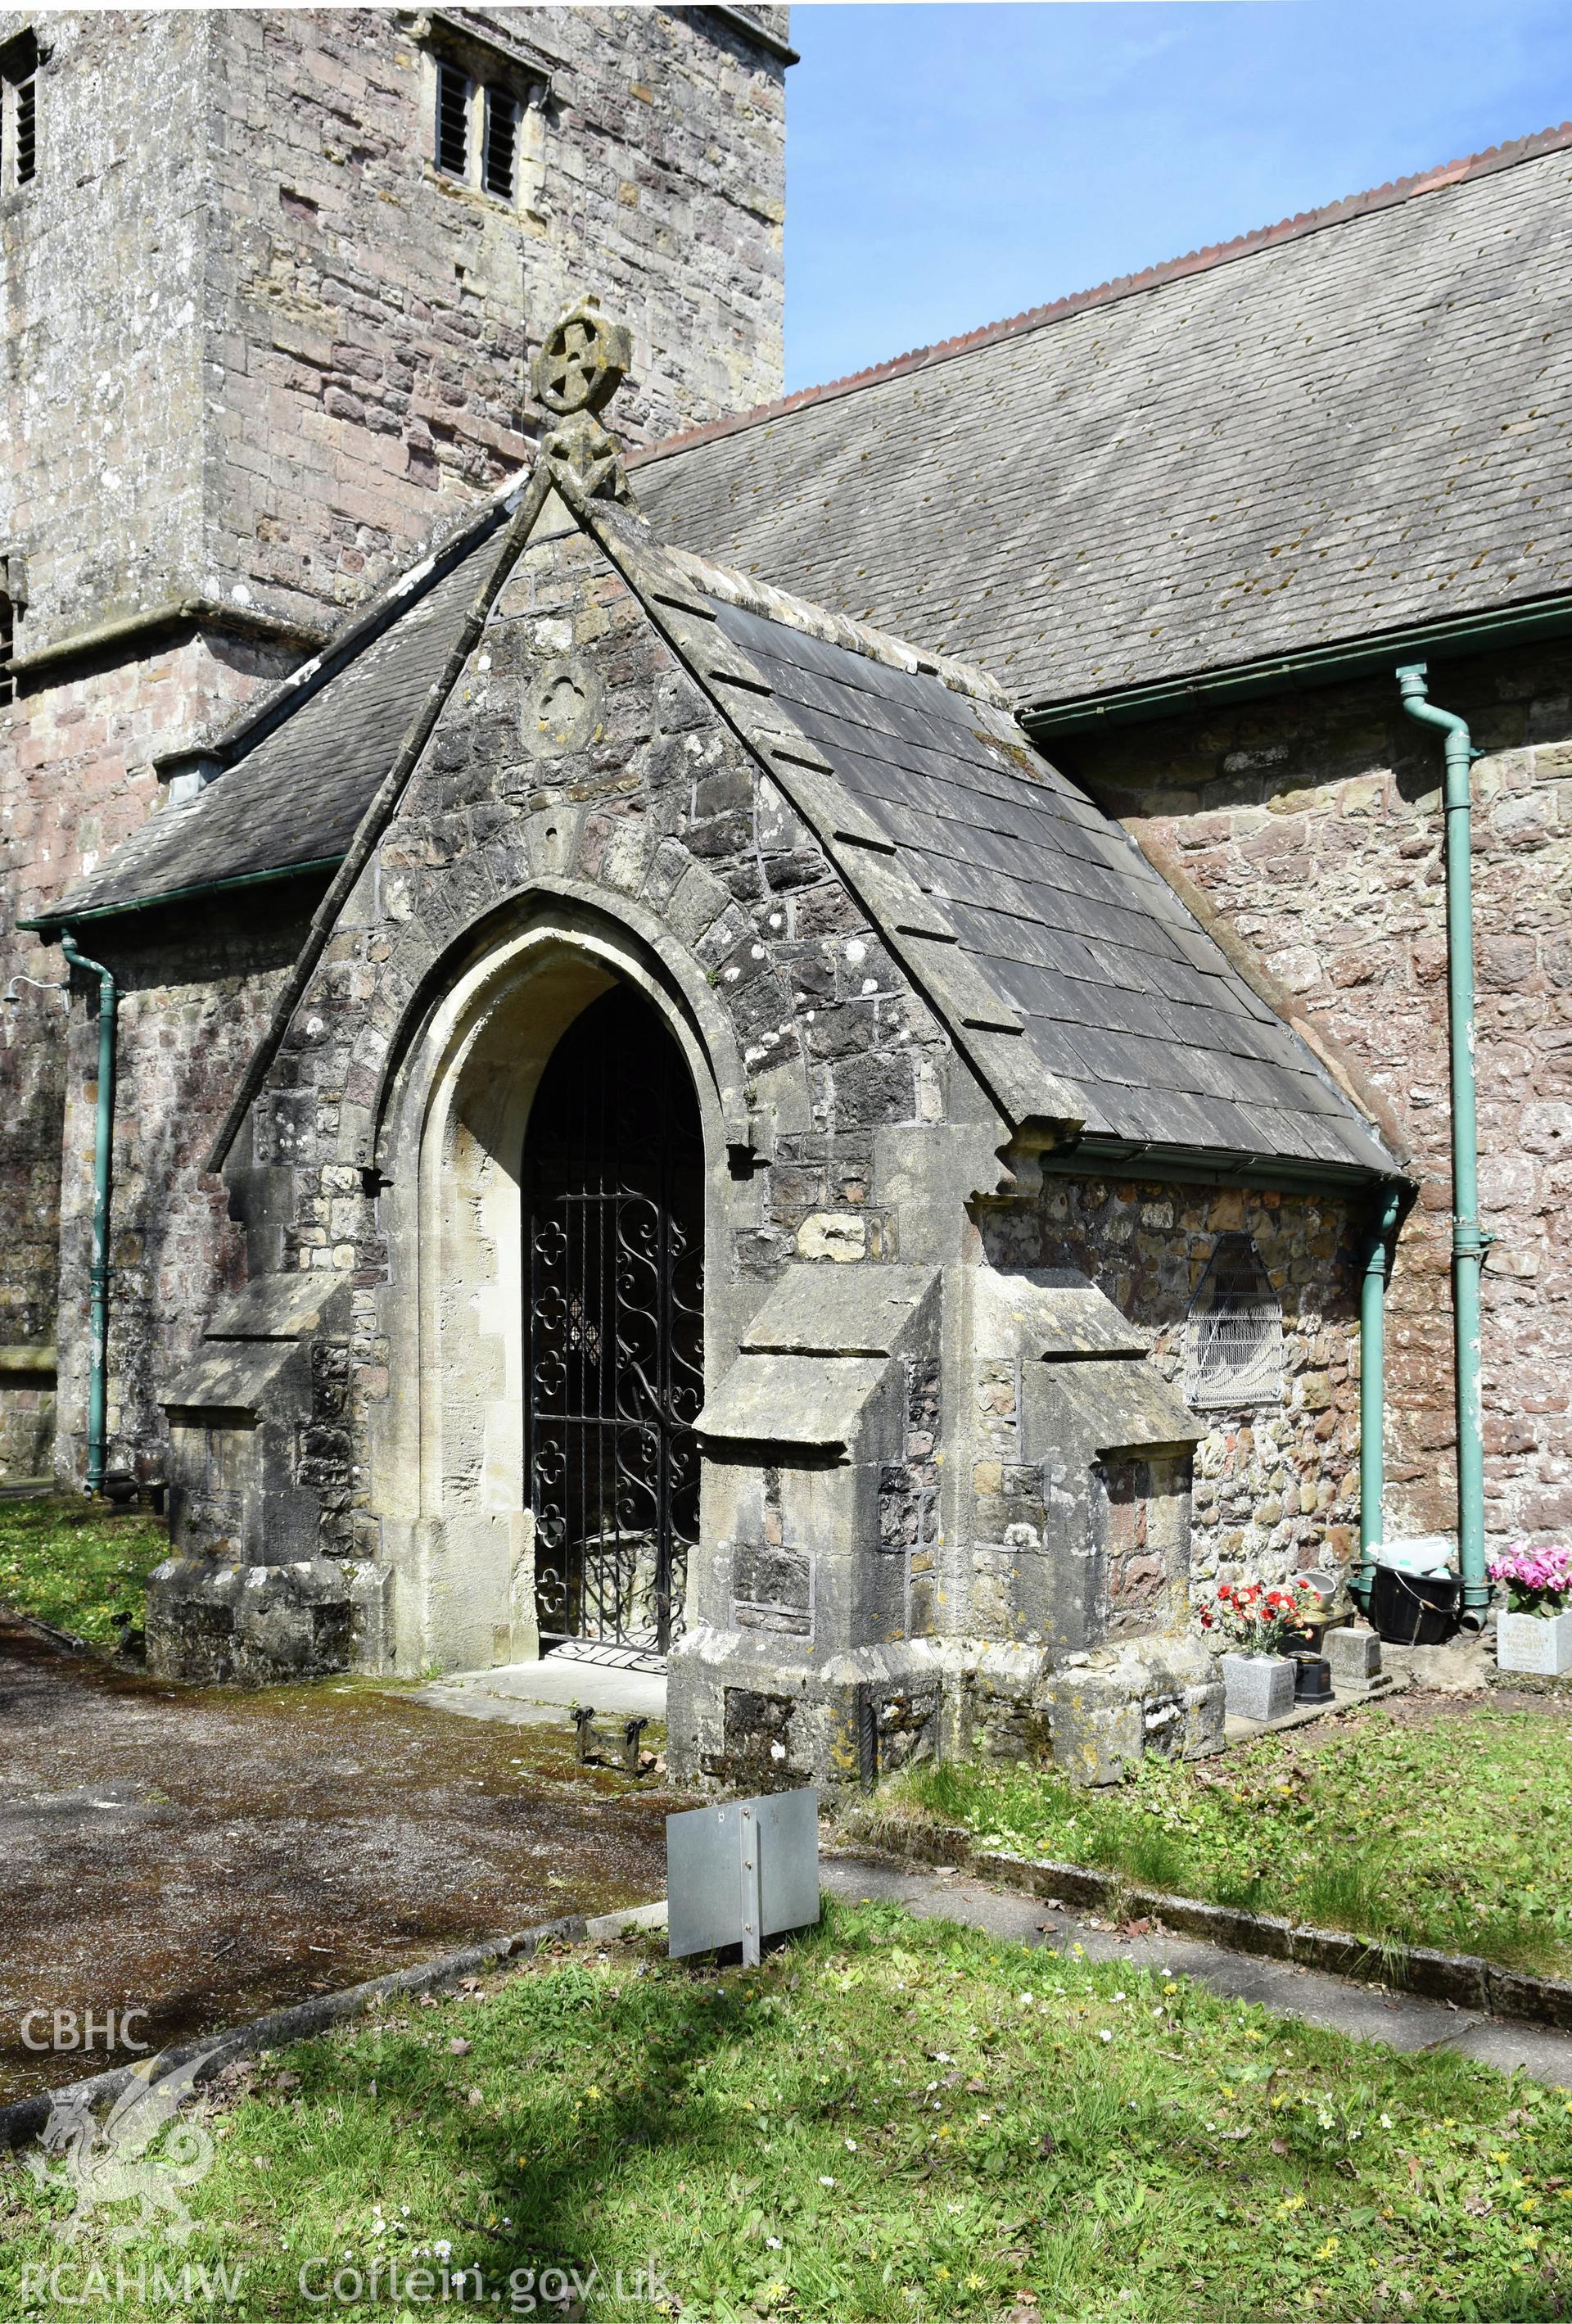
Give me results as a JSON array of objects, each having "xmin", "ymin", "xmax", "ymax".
[
  {"xmin": 639, "ymin": 138, "xmax": 1572, "ymax": 706},
  {"xmin": 32, "ymin": 520, "xmax": 510, "ymax": 923},
  {"xmin": 707, "ymin": 592, "xmax": 1394, "ymax": 1175},
  {"xmin": 38, "ymin": 470, "xmax": 1396, "ymax": 1178}
]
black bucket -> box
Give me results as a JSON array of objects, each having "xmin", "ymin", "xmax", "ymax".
[{"xmin": 1370, "ymin": 1562, "xmax": 1462, "ymax": 1647}]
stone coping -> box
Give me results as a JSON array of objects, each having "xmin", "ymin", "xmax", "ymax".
[
  {"xmin": 0, "ymin": 1901, "xmax": 667, "ymax": 2152},
  {"xmin": 837, "ymin": 1823, "xmax": 1572, "ymax": 2032}
]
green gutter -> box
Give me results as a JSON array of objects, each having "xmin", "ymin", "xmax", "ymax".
[
  {"xmin": 59, "ymin": 931, "xmax": 118, "ymax": 1496},
  {"xmin": 19, "ymin": 855, "xmax": 341, "ymax": 934},
  {"xmin": 1023, "ymin": 590, "xmax": 1572, "ymax": 738},
  {"xmin": 1026, "ymin": 1135, "xmax": 1403, "ymax": 1202},
  {"xmin": 1396, "ymin": 663, "xmax": 1490, "ymax": 1620}
]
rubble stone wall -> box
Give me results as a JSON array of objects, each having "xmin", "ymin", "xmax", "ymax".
[
  {"xmin": 1061, "ymin": 636, "xmax": 1572, "ymax": 1547},
  {"xmin": 0, "ymin": 630, "xmax": 298, "ymax": 1478},
  {"xmin": 980, "ymin": 1175, "xmax": 1363, "ymax": 1592}
]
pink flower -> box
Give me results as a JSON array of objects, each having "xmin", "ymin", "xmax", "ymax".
[{"xmin": 1488, "ymin": 1541, "xmax": 1572, "ymax": 1613}]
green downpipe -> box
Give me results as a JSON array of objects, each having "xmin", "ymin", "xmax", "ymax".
[
  {"xmin": 1395, "ymin": 664, "xmax": 1489, "ymax": 1617},
  {"xmin": 60, "ymin": 930, "xmax": 118, "ymax": 1496},
  {"xmin": 1356, "ymin": 1187, "xmax": 1403, "ymax": 1605}
]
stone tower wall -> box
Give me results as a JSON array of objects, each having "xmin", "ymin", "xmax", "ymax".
[
  {"xmin": 198, "ymin": 4, "xmax": 789, "ymax": 638},
  {"xmin": 0, "ymin": 4, "xmax": 788, "ymax": 1477}
]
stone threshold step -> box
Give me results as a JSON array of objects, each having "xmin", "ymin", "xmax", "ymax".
[{"xmin": 392, "ymin": 1652, "xmax": 667, "ymax": 1727}]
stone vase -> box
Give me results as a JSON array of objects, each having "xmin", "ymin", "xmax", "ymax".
[
  {"xmin": 1220, "ymin": 1652, "xmax": 1296, "ymax": 1723},
  {"xmin": 1497, "ymin": 1607, "xmax": 1572, "ymax": 1676}
]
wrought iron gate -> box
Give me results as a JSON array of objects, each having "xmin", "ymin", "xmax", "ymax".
[{"xmin": 525, "ymin": 986, "xmax": 703, "ymax": 1656}]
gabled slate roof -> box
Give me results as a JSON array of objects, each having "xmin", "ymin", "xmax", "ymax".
[
  {"xmin": 29, "ymin": 506, "xmax": 516, "ymax": 924},
  {"xmin": 635, "ymin": 128, "xmax": 1572, "ymax": 709},
  {"xmin": 691, "ymin": 589, "xmax": 1394, "ymax": 1175},
  {"xmin": 39, "ymin": 459, "xmax": 1396, "ymax": 1180}
]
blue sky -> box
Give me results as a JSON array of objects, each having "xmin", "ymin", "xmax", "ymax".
[{"xmin": 784, "ymin": 1, "xmax": 1572, "ymax": 390}]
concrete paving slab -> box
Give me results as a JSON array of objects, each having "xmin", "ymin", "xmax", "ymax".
[
  {"xmin": 404, "ymin": 1686, "xmax": 569, "ymax": 1729},
  {"xmin": 1444, "ymin": 2018, "xmax": 1572, "ymax": 2079},
  {"xmin": 1222, "ymin": 1670, "xmax": 1406, "ymax": 1745},
  {"xmin": 409, "ymin": 1653, "xmax": 666, "ymax": 1727},
  {"xmin": 821, "ymin": 1853, "xmax": 1572, "ymax": 2088}
]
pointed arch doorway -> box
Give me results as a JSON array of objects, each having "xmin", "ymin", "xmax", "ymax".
[{"xmin": 524, "ymin": 983, "xmax": 704, "ymax": 1658}]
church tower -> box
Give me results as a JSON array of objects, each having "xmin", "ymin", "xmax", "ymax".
[{"xmin": 0, "ymin": 5, "xmax": 789, "ymax": 1479}]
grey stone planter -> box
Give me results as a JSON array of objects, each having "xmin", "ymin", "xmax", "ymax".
[
  {"xmin": 1497, "ymin": 1607, "xmax": 1572, "ymax": 1675},
  {"xmin": 1221, "ymin": 1652, "xmax": 1296, "ymax": 1723}
]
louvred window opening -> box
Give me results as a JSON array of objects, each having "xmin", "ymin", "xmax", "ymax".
[
  {"xmin": 436, "ymin": 60, "xmax": 469, "ymax": 179},
  {"xmin": 484, "ymin": 86, "xmax": 518, "ymax": 199},
  {"xmin": 14, "ymin": 71, "xmax": 34, "ymax": 183}
]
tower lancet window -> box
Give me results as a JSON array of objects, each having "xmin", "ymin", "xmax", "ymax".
[
  {"xmin": 484, "ymin": 85, "xmax": 519, "ymax": 200},
  {"xmin": 15, "ymin": 67, "xmax": 34, "ymax": 180},
  {"xmin": 435, "ymin": 58, "xmax": 469, "ymax": 179},
  {"xmin": 429, "ymin": 38, "xmax": 539, "ymax": 208}
]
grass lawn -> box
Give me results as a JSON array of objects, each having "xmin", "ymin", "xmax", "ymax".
[
  {"xmin": 0, "ymin": 1493, "xmax": 168, "ymax": 1648},
  {"xmin": 5, "ymin": 1900, "xmax": 1570, "ymax": 2322},
  {"xmin": 853, "ymin": 1705, "xmax": 1572, "ymax": 1979}
]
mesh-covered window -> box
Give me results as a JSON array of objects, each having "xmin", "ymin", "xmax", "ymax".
[
  {"xmin": 1184, "ymin": 1233, "xmax": 1283, "ymax": 1410},
  {"xmin": 0, "ymin": 595, "xmax": 14, "ymax": 708},
  {"xmin": 435, "ymin": 60, "xmax": 470, "ymax": 179},
  {"xmin": 483, "ymin": 85, "xmax": 518, "ymax": 199}
]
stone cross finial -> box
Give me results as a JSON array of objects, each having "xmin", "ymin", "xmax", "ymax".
[{"xmin": 531, "ymin": 295, "xmax": 635, "ymax": 503}]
